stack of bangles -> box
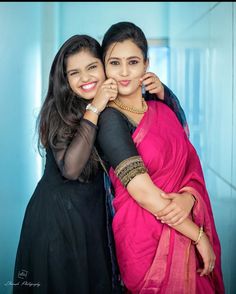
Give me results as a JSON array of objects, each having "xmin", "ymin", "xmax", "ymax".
[{"xmin": 193, "ymin": 226, "xmax": 204, "ymax": 245}]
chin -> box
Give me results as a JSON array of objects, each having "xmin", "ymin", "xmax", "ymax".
[
  {"xmin": 119, "ymin": 88, "xmax": 138, "ymax": 96},
  {"xmin": 79, "ymin": 91, "xmax": 96, "ymax": 100}
]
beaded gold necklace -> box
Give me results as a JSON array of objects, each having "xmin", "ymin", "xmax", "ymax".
[{"xmin": 113, "ymin": 98, "xmax": 147, "ymax": 114}]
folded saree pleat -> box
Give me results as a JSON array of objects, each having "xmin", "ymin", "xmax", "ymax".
[{"xmin": 109, "ymin": 101, "xmax": 224, "ymax": 294}]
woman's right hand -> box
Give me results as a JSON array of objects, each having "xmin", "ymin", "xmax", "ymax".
[
  {"xmin": 92, "ymin": 78, "xmax": 118, "ymax": 113},
  {"xmin": 195, "ymin": 232, "xmax": 216, "ymax": 276}
]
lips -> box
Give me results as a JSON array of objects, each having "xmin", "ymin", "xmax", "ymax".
[
  {"xmin": 80, "ymin": 82, "xmax": 97, "ymax": 92},
  {"xmin": 119, "ymin": 80, "xmax": 130, "ymax": 87}
]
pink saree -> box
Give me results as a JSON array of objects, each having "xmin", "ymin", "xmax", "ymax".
[{"xmin": 109, "ymin": 101, "xmax": 224, "ymax": 294}]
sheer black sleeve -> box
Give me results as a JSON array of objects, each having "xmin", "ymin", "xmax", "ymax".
[
  {"xmin": 97, "ymin": 108, "xmax": 147, "ymax": 187},
  {"xmin": 51, "ymin": 118, "xmax": 97, "ymax": 180}
]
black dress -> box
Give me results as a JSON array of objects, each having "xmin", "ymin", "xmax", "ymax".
[{"xmin": 13, "ymin": 119, "xmax": 121, "ymax": 294}]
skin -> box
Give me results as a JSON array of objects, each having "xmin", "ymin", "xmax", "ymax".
[
  {"xmin": 104, "ymin": 39, "xmax": 216, "ymax": 276},
  {"xmin": 66, "ymin": 49, "xmax": 118, "ymax": 125}
]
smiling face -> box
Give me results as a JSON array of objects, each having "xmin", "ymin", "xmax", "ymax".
[
  {"xmin": 104, "ymin": 39, "xmax": 148, "ymax": 98},
  {"xmin": 66, "ymin": 50, "xmax": 106, "ymax": 100}
]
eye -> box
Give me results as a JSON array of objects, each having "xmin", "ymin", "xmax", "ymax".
[
  {"xmin": 129, "ymin": 60, "xmax": 139, "ymax": 65},
  {"xmin": 69, "ymin": 71, "xmax": 79, "ymax": 76},
  {"xmin": 110, "ymin": 60, "xmax": 119, "ymax": 65},
  {"xmin": 88, "ymin": 65, "xmax": 97, "ymax": 70}
]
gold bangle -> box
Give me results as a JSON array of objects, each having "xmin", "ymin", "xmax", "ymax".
[{"xmin": 193, "ymin": 226, "xmax": 204, "ymax": 245}]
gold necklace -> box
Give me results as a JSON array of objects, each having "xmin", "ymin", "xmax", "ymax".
[{"xmin": 113, "ymin": 98, "xmax": 147, "ymax": 114}]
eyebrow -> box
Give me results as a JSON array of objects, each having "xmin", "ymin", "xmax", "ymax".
[
  {"xmin": 107, "ymin": 56, "xmax": 141, "ymax": 61},
  {"xmin": 67, "ymin": 61, "xmax": 99, "ymax": 74}
]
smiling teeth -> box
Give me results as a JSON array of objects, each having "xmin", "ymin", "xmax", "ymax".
[{"xmin": 82, "ymin": 83, "xmax": 96, "ymax": 90}]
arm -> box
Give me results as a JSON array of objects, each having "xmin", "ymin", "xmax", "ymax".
[
  {"xmin": 51, "ymin": 118, "xmax": 97, "ymax": 180},
  {"xmin": 52, "ymin": 78, "xmax": 118, "ymax": 180},
  {"xmin": 154, "ymin": 191, "xmax": 196, "ymax": 226}
]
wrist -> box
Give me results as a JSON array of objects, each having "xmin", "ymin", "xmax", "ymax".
[
  {"xmin": 86, "ymin": 103, "xmax": 101, "ymax": 115},
  {"xmin": 193, "ymin": 226, "xmax": 204, "ymax": 245},
  {"xmin": 180, "ymin": 190, "xmax": 196, "ymax": 206},
  {"xmin": 156, "ymin": 85, "xmax": 164, "ymax": 100}
]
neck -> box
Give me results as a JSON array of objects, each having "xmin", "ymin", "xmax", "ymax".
[
  {"xmin": 117, "ymin": 88, "xmax": 143, "ymax": 108},
  {"xmin": 113, "ymin": 88, "xmax": 147, "ymax": 115}
]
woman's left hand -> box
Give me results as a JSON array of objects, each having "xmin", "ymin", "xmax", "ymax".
[
  {"xmin": 155, "ymin": 192, "xmax": 195, "ymax": 226},
  {"xmin": 140, "ymin": 72, "xmax": 164, "ymax": 100},
  {"xmin": 196, "ymin": 232, "xmax": 216, "ymax": 276}
]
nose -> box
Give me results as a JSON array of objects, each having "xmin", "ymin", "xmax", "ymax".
[
  {"xmin": 80, "ymin": 71, "xmax": 90, "ymax": 82},
  {"xmin": 120, "ymin": 63, "xmax": 128, "ymax": 77}
]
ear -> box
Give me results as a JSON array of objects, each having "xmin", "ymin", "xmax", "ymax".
[{"xmin": 144, "ymin": 58, "xmax": 149, "ymax": 72}]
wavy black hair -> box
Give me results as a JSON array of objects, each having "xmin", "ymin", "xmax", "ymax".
[{"xmin": 37, "ymin": 34, "xmax": 103, "ymax": 180}]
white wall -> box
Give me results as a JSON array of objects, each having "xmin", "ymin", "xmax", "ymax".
[
  {"xmin": 168, "ymin": 2, "xmax": 235, "ymax": 293},
  {"xmin": 58, "ymin": 2, "xmax": 169, "ymax": 43}
]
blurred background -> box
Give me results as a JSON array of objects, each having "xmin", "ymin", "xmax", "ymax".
[{"xmin": 0, "ymin": 2, "xmax": 235, "ymax": 293}]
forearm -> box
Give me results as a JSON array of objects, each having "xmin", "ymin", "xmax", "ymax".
[
  {"xmin": 53, "ymin": 118, "xmax": 97, "ymax": 180},
  {"xmin": 127, "ymin": 173, "xmax": 200, "ymax": 242},
  {"xmin": 83, "ymin": 108, "xmax": 99, "ymax": 125},
  {"xmin": 172, "ymin": 217, "xmax": 200, "ymax": 242}
]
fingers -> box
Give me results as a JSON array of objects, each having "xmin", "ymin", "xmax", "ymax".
[
  {"xmin": 162, "ymin": 212, "xmax": 186, "ymax": 226},
  {"xmin": 100, "ymin": 80, "xmax": 118, "ymax": 100},
  {"xmin": 200, "ymin": 260, "xmax": 210, "ymax": 276},
  {"xmin": 142, "ymin": 76, "xmax": 160, "ymax": 90},
  {"xmin": 141, "ymin": 72, "xmax": 160, "ymax": 83},
  {"xmin": 161, "ymin": 192, "xmax": 177, "ymax": 200},
  {"xmin": 103, "ymin": 78, "xmax": 117, "ymax": 85},
  {"xmin": 102, "ymin": 78, "xmax": 118, "ymax": 93},
  {"xmin": 170, "ymin": 216, "xmax": 186, "ymax": 226},
  {"xmin": 93, "ymin": 79, "xmax": 118, "ymax": 109},
  {"xmin": 155, "ymin": 203, "xmax": 186, "ymax": 225},
  {"xmin": 141, "ymin": 72, "xmax": 162, "ymax": 88},
  {"xmin": 196, "ymin": 239, "xmax": 216, "ymax": 276}
]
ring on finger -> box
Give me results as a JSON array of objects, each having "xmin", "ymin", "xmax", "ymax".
[{"xmin": 209, "ymin": 265, "xmax": 214, "ymax": 271}]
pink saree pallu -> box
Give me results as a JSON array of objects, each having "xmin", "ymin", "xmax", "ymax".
[{"xmin": 109, "ymin": 101, "xmax": 224, "ymax": 294}]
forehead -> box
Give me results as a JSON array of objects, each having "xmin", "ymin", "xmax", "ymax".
[
  {"xmin": 107, "ymin": 40, "xmax": 143, "ymax": 59},
  {"xmin": 66, "ymin": 50, "xmax": 100, "ymax": 69}
]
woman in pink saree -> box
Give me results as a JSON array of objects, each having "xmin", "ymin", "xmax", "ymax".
[{"xmin": 97, "ymin": 22, "xmax": 225, "ymax": 293}]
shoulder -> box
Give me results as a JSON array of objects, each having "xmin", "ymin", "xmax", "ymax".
[
  {"xmin": 148, "ymin": 100, "xmax": 177, "ymax": 115},
  {"xmin": 98, "ymin": 106, "xmax": 129, "ymax": 126},
  {"xmin": 147, "ymin": 100, "xmax": 182, "ymax": 128}
]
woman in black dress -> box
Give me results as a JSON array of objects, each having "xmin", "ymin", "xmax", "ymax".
[{"xmin": 13, "ymin": 35, "xmax": 121, "ymax": 294}]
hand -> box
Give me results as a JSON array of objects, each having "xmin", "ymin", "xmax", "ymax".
[
  {"xmin": 140, "ymin": 72, "xmax": 164, "ymax": 100},
  {"xmin": 92, "ymin": 78, "xmax": 118, "ymax": 112},
  {"xmin": 155, "ymin": 192, "xmax": 195, "ymax": 226},
  {"xmin": 196, "ymin": 232, "xmax": 216, "ymax": 276}
]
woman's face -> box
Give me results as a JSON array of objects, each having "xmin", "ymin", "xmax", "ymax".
[
  {"xmin": 66, "ymin": 50, "xmax": 106, "ymax": 100},
  {"xmin": 104, "ymin": 39, "xmax": 148, "ymax": 97}
]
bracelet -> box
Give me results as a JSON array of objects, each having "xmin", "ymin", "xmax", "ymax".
[
  {"xmin": 193, "ymin": 226, "xmax": 204, "ymax": 245},
  {"xmin": 86, "ymin": 103, "xmax": 100, "ymax": 115}
]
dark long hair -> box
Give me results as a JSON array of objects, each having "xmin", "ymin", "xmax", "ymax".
[
  {"xmin": 102, "ymin": 21, "xmax": 148, "ymax": 63},
  {"xmin": 37, "ymin": 34, "xmax": 103, "ymax": 180}
]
